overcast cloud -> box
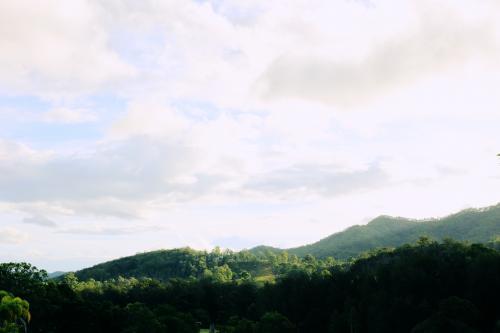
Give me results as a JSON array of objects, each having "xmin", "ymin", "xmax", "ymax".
[
  {"xmin": 258, "ymin": 16, "xmax": 497, "ymax": 106},
  {"xmin": 0, "ymin": 0, "xmax": 499, "ymax": 271}
]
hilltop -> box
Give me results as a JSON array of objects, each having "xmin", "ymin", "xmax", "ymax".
[
  {"xmin": 279, "ymin": 204, "xmax": 500, "ymax": 258},
  {"xmin": 74, "ymin": 204, "xmax": 500, "ymax": 281}
]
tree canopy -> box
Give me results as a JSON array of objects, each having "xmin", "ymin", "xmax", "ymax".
[
  {"xmin": 1, "ymin": 239, "xmax": 499, "ymax": 332},
  {"xmin": 0, "ymin": 291, "xmax": 30, "ymax": 333}
]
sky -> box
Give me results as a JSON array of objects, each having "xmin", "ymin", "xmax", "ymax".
[{"xmin": 0, "ymin": 0, "xmax": 499, "ymax": 272}]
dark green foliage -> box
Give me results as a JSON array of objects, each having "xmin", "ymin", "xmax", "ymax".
[
  {"xmin": 0, "ymin": 263, "xmax": 47, "ymax": 297},
  {"xmin": 256, "ymin": 312, "xmax": 296, "ymax": 333},
  {"xmin": 220, "ymin": 316, "xmax": 256, "ymax": 333},
  {"xmin": 122, "ymin": 302, "xmax": 163, "ymax": 333},
  {"xmin": 74, "ymin": 247, "xmax": 336, "ymax": 283},
  {"xmin": 76, "ymin": 248, "xmax": 210, "ymax": 281},
  {"xmin": 1, "ymin": 240, "xmax": 499, "ymax": 332}
]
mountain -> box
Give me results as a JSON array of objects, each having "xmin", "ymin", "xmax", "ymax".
[
  {"xmin": 277, "ymin": 203, "xmax": 500, "ymax": 258},
  {"xmin": 48, "ymin": 271, "xmax": 66, "ymax": 279},
  {"xmin": 248, "ymin": 245, "xmax": 284, "ymax": 256},
  {"xmin": 74, "ymin": 204, "xmax": 500, "ymax": 281},
  {"xmin": 74, "ymin": 247, "xmax": 280, "ymax": 282}
]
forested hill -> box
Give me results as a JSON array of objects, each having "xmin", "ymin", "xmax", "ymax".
[
  {"xmin": 278, "ymin": 203, "xmax": 500, "ymax": 258},
  {"xmin": 74, "ymin": 247, "xmax": 337, "ymax": 282},
  {"xmin": 74, "ymin": 204, "xmax": 500, "ymax": 282},
  {"xmin": 4, "ymin": 240, "xmax": 500, "ymax": 332}
]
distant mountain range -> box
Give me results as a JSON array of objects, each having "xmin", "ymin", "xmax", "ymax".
[
  {"xmin": 74, "ymin": 203, "xmax": 500, "ymax": 281},
  {"xmin": 47, "ymin": 271, "xmax": 66, "ymax": 279},
  {"xmin": 251, "ymin": 203, "xmax": 500, "ymax": 259}
]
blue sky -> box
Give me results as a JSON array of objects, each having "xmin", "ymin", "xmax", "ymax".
[{"xmin": 0, "ymin": 0, "xmax": 499, "ymax": 272}]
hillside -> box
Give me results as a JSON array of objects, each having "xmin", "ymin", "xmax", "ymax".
[
  {"xmin": 75, "ymin": 247, "xmax": 268, "ymax": 281},
  {"xmin": 75, "ymin": 247, "xmax": 317, "ymax": 282},
  {"xmin": 75, "ymin": 204, "xmax": 500, "ymax": 281},
  {"xmin": 4, "ymin": 241, "xmax": 500, "ymax": 332},
  {"xmin": 284, "ymin": 203, "xmax": 500, "ymax": 258},
  {"xmin": 47, "ymin": 271, "xmax": 66, "ymax": 279}
]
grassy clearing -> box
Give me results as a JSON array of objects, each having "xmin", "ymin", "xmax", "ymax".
[{"xmin": 254, "ymin": 274, "xmax": 275, "ymax": 284}]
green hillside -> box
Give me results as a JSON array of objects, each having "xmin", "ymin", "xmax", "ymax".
[
  {"xmin": 3, "ymin": 240, "xmax": 500, "ymax": 332},
  {"xmin": 285, "ymin": 204, "xmax": 500, "ymax": 258},
  {"xmin": 74, "ymin": 246, "xmax": 334, "ymax": 282},
  {"xmin": 76, "ymin": 247, "xmax": 268, "ymax": 281},
  {"xmin": 75, "ymin": 204, "xmax": 500, "ymax": 282}
]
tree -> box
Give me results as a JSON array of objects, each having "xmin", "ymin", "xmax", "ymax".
[
  {"xmin": 0, "ymin": 263, "xmax": 47, "ymax": 297},
  {"xmin": 61, "ymin": 272, "xmax": 79, "ymax": 289},
  {"xmin": 416, "ymin": 235, "xmax": 434, "ymax": 247},
  {"xmin": 0, "ymin": 291, "xmax": 30, "ymax": 333},
  {"xmin": 212, "ymin": 265, "xmax": 233, "ymax": 282},
  {"xmin": 238, "ymin": 270, "xmax": 252, "ymax": 282},
  {"xmin": 256, "ymin": 312, "xmax": 296, "ymax": 333},
  {"xmin": 123, "ymin": 303, "xmax": 163, "ymax": 333}
]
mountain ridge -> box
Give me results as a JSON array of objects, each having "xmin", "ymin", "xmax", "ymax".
[
  {"xmin": 252, "ymin": 203, "xmax": 500, "ymax": 258},
  {"xmin": 74, "ymin": 203, "xmax": 500, "ymax": 281}
]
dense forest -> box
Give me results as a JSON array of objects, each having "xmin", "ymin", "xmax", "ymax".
[
  {"xmin": 75, "ymin": 246, "xmax": 337, "ymax": 283},
  {"xmin": 75, "ymin": 204, "xmax": 500, "ymax": 283},
  {"xmin": 1, "ymin": 239, "xmax": 500, "ymax": 332}
]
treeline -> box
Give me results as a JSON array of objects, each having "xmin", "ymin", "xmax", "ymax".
[
  {"xmin": 75, "ymin": 247, "xmax": 339, "ymax": 283},
  {"xmin": 1, "ymin": 239, "xmax": 500, "ymax": 332}
]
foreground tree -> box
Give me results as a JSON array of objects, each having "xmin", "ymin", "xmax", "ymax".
[
  {"xmin": 256, "ymin": 312, "xmax": 296, "ymax": 333},
  {"xmin": 0, "ymin": 291, "xmax": 30, "ymax": 333},
  {"xmin": 0, "ymin": 263, "xmax": 47, "ymax": 297}
]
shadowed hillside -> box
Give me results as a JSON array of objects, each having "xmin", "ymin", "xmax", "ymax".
[{"xmin": 2, "ymin": 240, "xmax": 500, "ymax": 332}]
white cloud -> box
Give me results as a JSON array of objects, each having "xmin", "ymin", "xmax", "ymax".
[
  {"xmin": 257, "ymin": 14, "xmax": 497, "ymax": 106},
  {"xmin": 246, "ymin": 163, "xmax": 387, "ymax": 198},
  {"xmin": 0, "ymin": 0, "xmax": 135, "ymax": 97},
  {"xmin": 0, "ymin": 140, "xmax": 49, "ymax": 162},
  {"xmin": 109, "ymin": 101, "xmax": 189, "ymax": 139},
  {"xmin": 0, "ymin": 137, "xmax": 205, "ymax": 217},
  {"xmin": 0, "ymin": 0, "xmax": 500, "ymax": 270},
  {"xmin": 22, "ymin": 215, "xmax": 57, "ymax": 227},
  {"xmin": 42, "ymin": 107, "xmax": 98, "ymax": 124},
  {"xmin": 58, "ymin": 224, "xmax": 165, "ymax": 236},
  {"xmin": 0, "ymin": 228, "xmax": 29, "ymax": 244}
]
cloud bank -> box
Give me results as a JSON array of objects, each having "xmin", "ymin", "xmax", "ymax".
[{"xmin": 0, "ymin": 0, "xmax": 499, "ymax": 271}]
